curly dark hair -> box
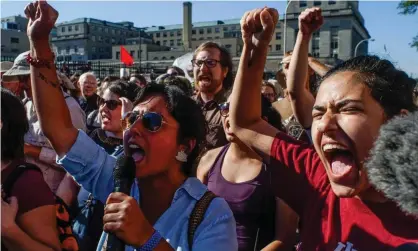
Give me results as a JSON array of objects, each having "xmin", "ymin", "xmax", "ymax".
[{"xmin": 318, "ymin": 55, "xmax": 417, "ymax": 118}]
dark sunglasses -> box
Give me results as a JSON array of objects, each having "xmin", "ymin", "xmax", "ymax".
[
  {"xmin": 121, "ymin": 111, "xmax": 172, "ymax": 132},
  {"xmin": 219, "ymin": 102, "xmax": 229, "ymax": 117},
  {"xmin": 98, "ymin": 98, "xmax": 122, "ymax": 110},
  {"xmin": 191, "ymin": 59, "xmax": 220, "ymax": 68}
]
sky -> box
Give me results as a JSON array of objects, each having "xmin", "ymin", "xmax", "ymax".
[{"xmin": 1, "ymin": 1, "xmax": 417, "ymax": 77}]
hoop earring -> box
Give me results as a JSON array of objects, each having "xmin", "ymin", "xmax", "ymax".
[{"xmin": 175, "ymin": 150, "xmax": 188, "ymax": 163}]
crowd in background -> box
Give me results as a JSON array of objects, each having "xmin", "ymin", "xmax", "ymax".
[{"xmin": 1, "ymin": 1, "xmax": 418, "ymax": 251}]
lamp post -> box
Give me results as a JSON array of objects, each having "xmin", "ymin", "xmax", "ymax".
[
  {"xmin": 283, "ymin": 0, "xmax": 294, "ymax": 55},
  {"xmin": 354, "ymin": 38, "xmax": 374, "ymax": 57}
]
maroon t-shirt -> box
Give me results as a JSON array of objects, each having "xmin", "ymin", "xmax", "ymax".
[
  {"xmin": 1, "ymin": 161, "xmax": 55, "ymax": 217},
  {"xmin": 269, "ymin": 132, "xmax": 418, "ymax": 251}
]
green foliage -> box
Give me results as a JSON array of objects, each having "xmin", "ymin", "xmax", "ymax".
[
  {"xmin": 398, "ymin": 0, "xmax": 418, "ymax": 14},
  {"xmin": 397, "ymin": 1, "xmax": 418, "ymax": 50}
]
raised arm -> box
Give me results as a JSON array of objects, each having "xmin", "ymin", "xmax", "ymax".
[
  {"xmin": 308, "ymin": 56, "xmax": 329, "ymax": 77},
  {"xmin": 229, "ymin": 8, "xmax": 280, "ymax": 160},
  {"xmin": 286, "ymin": 8, "xmax": 324, "ymax": 128},
  {"xmin": 26, "ymin": 0, "xmax": 78, "ymax": 157}
]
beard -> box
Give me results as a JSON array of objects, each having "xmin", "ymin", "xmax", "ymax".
[{"xmin": 197, "ymin": 79, "xmax": 223, "ymax": 94}]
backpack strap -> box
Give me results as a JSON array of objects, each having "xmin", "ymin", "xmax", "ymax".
[
  {"xmin": 2, "ymin": 163, "xmax": 41, "ymax": 198},
  {"xmin": 188, "ymin": 191, "xmax": 217, "ymax": 249}
]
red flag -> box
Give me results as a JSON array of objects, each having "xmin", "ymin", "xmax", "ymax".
[{"xmin": 120, "ymin": 46, "xmax": 133, "ymax": 66}]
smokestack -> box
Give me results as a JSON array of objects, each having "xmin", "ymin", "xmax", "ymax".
[{"xmin": 183, "ymin": 2, "xmax": 192, "ymax": 51}]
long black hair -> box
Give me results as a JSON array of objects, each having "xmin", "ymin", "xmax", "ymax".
[{"xmin": 1, "ymin": 88, "xmax": 29, "ymax": 161}]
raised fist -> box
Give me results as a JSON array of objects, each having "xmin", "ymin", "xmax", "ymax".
[
  {"xmin": 240, "ymin": 8, "xmax": 279, "ymax": 49},
  {"xmin": 24, "ymin": 0, "xmax": 58, "ymax": 41},
  {"xmin": 298, "ymin": 7, "xmax": 324, "ymax": 37}
]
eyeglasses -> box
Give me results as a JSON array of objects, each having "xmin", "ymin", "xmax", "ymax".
[
  {"xmin": 191, "ymin": 59, "xmax": 221, "ymax": 68},
  {"xmin": 219, "ymin": 102, "xmax": 229, "ymax": 117},
  {"xmin": 121, "ymin": 111, "xmax": 172, "ymax": 132},
  {"xmin": 98, "ymin": 98, "xmax": 122, "ymax": 111}
]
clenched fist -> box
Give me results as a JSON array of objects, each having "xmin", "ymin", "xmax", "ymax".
[
  {"xmin": 299, "ymin": 7, "xmax": 324, "ymax": 37},
  {"xmin": 240, "ymin": 8, "xmax": 279, "ymax": 49},
  {"xmin": 24, "ymin": 0, "xmax": 58, "ymax": 42}
]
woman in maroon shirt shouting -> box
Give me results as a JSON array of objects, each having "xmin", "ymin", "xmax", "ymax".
[{"xmin": 229, "ymin": 6, "xmax": 418, "ymax": 251}]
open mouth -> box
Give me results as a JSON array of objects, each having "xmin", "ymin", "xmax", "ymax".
[
  {"xmin": 198, "ymin": 75, "xmax": 211, "ymax": 85},
  {"xmin": 128, "ymin": 143, "xmax": 145, "ymax": 163},
  {"xmin": 323, "ymin": 144, "xmax": 358, "ymax": 183}
]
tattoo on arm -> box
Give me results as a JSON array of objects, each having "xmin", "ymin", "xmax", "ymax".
[{"xmin": 38, "ymin": 72, "xmax": 59, "ymax": 88}]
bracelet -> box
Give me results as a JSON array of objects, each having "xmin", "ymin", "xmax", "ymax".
[
  {"xmin": 26, "ymin": 54, "xmax": 53, "ymax": 68},
  {"xmin": 138, "ymin": 230, "xmax": 162, "ymax": 251}
]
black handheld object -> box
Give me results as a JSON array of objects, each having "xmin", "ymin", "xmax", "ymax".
[
  {"xmin": 106, "ymin": 155, "xmax": 136, "ymax": 251},
  {"xmin": 366, "ymin": 111, "xmax": 418, "ymax": 216}
]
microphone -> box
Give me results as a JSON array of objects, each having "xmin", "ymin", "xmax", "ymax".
[
  {"xmin": 366, "ymin": 111, "xmax": 418, "ymax": 216},
  {"xmin": 106, "ymin": 155, "xmax": 136, "ymax": 251}
]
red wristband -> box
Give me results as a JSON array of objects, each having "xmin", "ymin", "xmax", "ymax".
[{"xmin": 26, "ymin": 54, "xmax": 53, "ymax": 68}]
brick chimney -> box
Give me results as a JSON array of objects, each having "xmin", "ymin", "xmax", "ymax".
[{"xmin": 182, "ymin": 2, "xmax": 192, "ymax": 51}]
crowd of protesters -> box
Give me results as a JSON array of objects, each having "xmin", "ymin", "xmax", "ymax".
[{"xmin": 1, "ymin": 1, "xmax": 418, "ymax": 251}]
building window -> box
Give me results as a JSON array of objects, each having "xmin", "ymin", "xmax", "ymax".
[
  {"xmin": 170, "ymin": 31, "xmax": 174, "ymax": 37},
  {"xmin": 170, "ymin": 40, "xmax": 174, "ymax": 46},
  {"xmin": 231, "ymin": 26, "xmax": 237, "ymax": 31},
  {"xmin": 137, "ymin": 50, "xmax": 141, "ymax": 58},
  {"xmin": 192, "ymin": 29, "xmax": 196, "ymax": 35},
  {"xmin": 112, "ymin": 29, "xmax": 115, "ymax": 35},
  {"xmin": 215, "ymin": 27, "xmax": 220, "ymax": 33},
  {"xmin": 98, "ymin": 36, "xmax": 102, "ymax": 42},
  {"xmin": 207, "ymin": 37, "xmax": 212, "ymax": 40},
  {"xmin": 163, "ymin": 40, "xmax": 167, "ymax": 46},
  {"xmin": 276, "ymin": 44, "xmax": 281, "ymax": 51},
  {"xmin": 223, "ymin": 26, "xmax": 228, "ymax": 32},
  {"xmin": 66, "ymin": 46, "xmax": 70, "ymax": 54},
  {"xmin": 156, "ymin": 33, "xmax": 160, "ymax": 38},
  {"xmin": 199, "ymin": 37, "xmax": 204, "ymax": 40},
  {"xmin": 177, "ymin": 39, "xmax": 182, "ymax": 46},
  {"xmin": 116, "ymin": 51, "xmax": 120, "ymax": 59},
  {"xmin": 329, "ymin": 0, "xmax": 336, "ymax": 4},
  {"xmin": 74, "ymin": 46, "xmax": 78, "ymax": 53},
  {"xmin": 154, "ymin": 57, "xmax": 158, "ymax": 60},
  {"xmin": 68, "ymin": 26, "xmax": 72, "ymax": 32},
  {"xmin": 92, "ymin": 47, "xmax": 96, "ymax": 53},
  {"xmin": 170, "ymin": 56, "xmax": 175, "ymax": 60},
  {"xmin": 163, "ymin": 32, "xmax": 167, "ymax": 37},
  {"xmin": 199, "ymin": 29, "xmax": 204, "ymax": 35},
  {"xmin": 10, "ymin": 37, "xmax": 19, "ymax": 44},
  {"xmin": 130, "ymin": 50, "xmax": 134, "ymax": 57},
  {"xmin": 314, "ymin": 1, "xmax": 321, "ymax": 6},
  {"xmin": 105, "ymin": 28, "xmax": 109, "ymax": 33},
  {"xmin": 92, "ymin": 36, "xmax": 96, "ymax": 41},
  {"xmin": 299, "ymin": 1, "xmax": 307, "ymax": 7},
  {"xmin": 215, "ymin": 36, "xmax": 220, "ymax": 39},
  {"xmin": 61, "ymin": 26, "xmax": 65, "ymax": 32},
  {"xmin": 276, "ymin": 32, "xmax": 282, "ymax": 40},
  {"xmin": 111, "ymin": 38, "xmax": 116, "ymax": 44},
  {"xmin": 225, "ymin": 44, "xmax": 232, "ymax": 49},
  {"xmin": 156, "ymin": 41, "xmax": 160, "ymax": 45},
  {"xmin": 75, "ymin": 25, "xmax": 79, "ymax": 31},
  {"xmin": 192, "ymin": 38, "xmax": 196, "ymax": 41},
  {"xmin": 207, "ymin": 28, "xmax": 212, "ymax": 34},
  {"xmin": 162, "ymin": 57, "xmax": 167, "ymax": 60},
  {"xmin": 177, "ymin": 30, "xmax": 181, "ymax": 36}
]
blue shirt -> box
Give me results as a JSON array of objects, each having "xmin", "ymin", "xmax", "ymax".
[{"xmin": 57, "ymin": 131, "xmax": 238, "ymax": 251}]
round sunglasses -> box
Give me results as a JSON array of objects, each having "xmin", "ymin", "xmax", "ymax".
[
  {"xmin": 121, "ymin": 111, "xmax": 173, "ymax": 132},
  {"xmin": 98, "ymin": 98, "xmax": 122, "ymax": 110},
  {"xmin": 219, "ymin": 102, "xmax": 229, "ymax": 117}
]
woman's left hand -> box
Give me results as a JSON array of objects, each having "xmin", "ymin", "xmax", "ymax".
[
  {"xmin": 1, "ymin": 196, "xmax": 19, "ymax": 238},
  {"xmin": 103, "ymin": 192, "xmax": 154, "ymax": 247},
  {"xmin": 120, "ymin": 97, "xmax": 133, "ymax": 116}
]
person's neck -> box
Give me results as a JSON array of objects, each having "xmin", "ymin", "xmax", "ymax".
[
  {"xmin": 105, "ymin": 130, "xmax": 123, "ymax": 139},
  {"xmin": 138, "ymin": 167, "xmax": 187, "ymax": 225},
  {"xmin": 200, "ymin": 86, "xmax": 222, "ymax": 103},
  {"xmin": 228, "ymin": 139, "xmax": 261, "ymax": 162}
]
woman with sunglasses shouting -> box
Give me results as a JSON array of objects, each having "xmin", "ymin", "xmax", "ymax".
[
  {"xmin": 73, "ymin": 80, "xmax": 137, "ymax": 251},
  {"xmin": 25, "ymin": 1, "xmax": 237, "ymax": 250},
  {"xmin": 197, "ymin": 92, "xmax": 297, "ymax": 251}
]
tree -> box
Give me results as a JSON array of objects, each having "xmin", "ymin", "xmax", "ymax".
[{"xmin": 397, "ymin": 0, "xmax": 418, "ymax": 51}]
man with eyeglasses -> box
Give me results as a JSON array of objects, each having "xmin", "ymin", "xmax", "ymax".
[{"xmin": 191, "ymin": 42, "xmax": 234, "ymax": 149}]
